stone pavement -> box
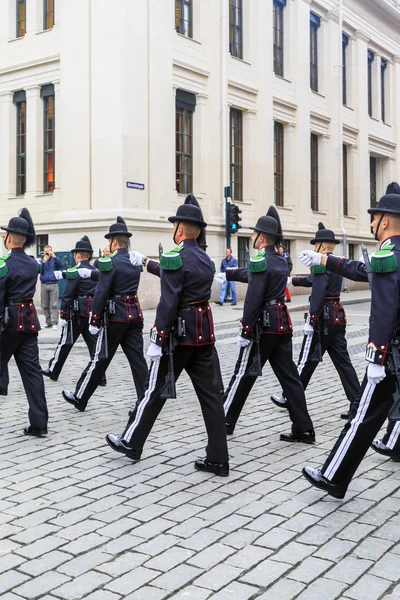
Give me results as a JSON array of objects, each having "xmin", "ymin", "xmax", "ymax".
[{"xmin": 1, "ymin": 298, "xmax": 400, "ymax": 600}]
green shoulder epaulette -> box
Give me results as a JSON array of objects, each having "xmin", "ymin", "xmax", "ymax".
[
  {"xmin": 211, "ymin": 260, "xmax": 216, "ymax": 274},
  {"xmin": 160, "ymin": 245, "xmax": 184, "ymax": 270},
  {"xmin": 0, "ymin": 259, "xmax": 8, "ymax": 279},
  {"xmin": 371, "ymin": 245, "xmax": 398, "ymax": 273},
  {"xmin": 66, "ymin": 262, "xmax": 81, "ymax": 280},
  {"xmin": 311, "ymin": 264, "xmax": 327, "ymax": 275},
  {"xmin": 1, "ymin": 254, "xmax": 11, "ymax": 261},
  {"xmin": 249, "ymin": 249, "xmax": 267, "ymax": 273},
  {"xmin": 98, "ymin": 252, "xmax": 117, "ymax": 273}
]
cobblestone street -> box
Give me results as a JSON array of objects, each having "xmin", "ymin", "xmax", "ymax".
[{"xmin": 1, "ymin": 298, "xmax": 400, "ymax": 599}]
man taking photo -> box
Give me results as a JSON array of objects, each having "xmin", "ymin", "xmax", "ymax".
[{"xmin": 40, "ymin": 245, "xmax": 64, "ymax": 330}]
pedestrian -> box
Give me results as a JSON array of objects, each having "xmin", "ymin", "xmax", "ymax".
[
  {"xmin": 223, "ymin": 206, "xmax": 315, "ymax": 443},
  {"xmin": 42, "ymin": 236, "xmax": 105, "ymax": 386},
  {"xmin": 299, "ymin": 191, "xmax": 400, "ymax": 499},
  {"xmin": 106, "ymin": 202, "xmax": 229, "ymax": 476},
  {"xmin": 40, "ymin": 244, "xmax": 64, "ymax": 330},
  {"xmin": 278, "ymin": 244, "xmax": 292, "ymax": 302},
  {"xmin": 0, "ymin": 208, "xmax": 48, "ymax": 436},
  {"xmin": 62, "ymin": 217, "xmax": 148, "ymax": 412},
  {"xmin": 271, "ymin": 222, "xmax": 360, "ymax": 420},
  {"xmin": 214, "ymin": 248, "xmax": 238, "ymax": 306}
]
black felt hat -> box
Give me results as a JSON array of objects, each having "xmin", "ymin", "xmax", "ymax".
[
  {"xmin": 104, "ymin": 216, "xmax": 132, "ymax": 239},
  {"xmin": 168, "ymin": 203, "xmax": 207, "ymax": 228},
  {"xmin": 250, "ymin": 206, "xmax": 283, "ymax": 241},
  {"xmin": 1, "ymin": 208, "xmax": 36, "ymax": 248},
  {"xmin": 310, "ymin": 222, "xmax": 340, "ymax": 245},
  {"xmin": 71, "ymin": 235, "xmax": 93, "ymax": 255},
  {"xmin": 183, "ymin": 194, "xmax": 207, "ymax": 248},
  {"xmin": 367, "ymin": 193, "xmax": 400, "ymax": 216}
]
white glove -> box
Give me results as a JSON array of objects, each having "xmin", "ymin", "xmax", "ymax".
[
  {"xmin": 298, "ymin": 250, "xmax": 322, "ymax": 268},
  {"xmin": 54, "ymin": 271, "xmax": 64, "ymax": 280},
  {"xmin": 129, "ymin": 251, "xmax": 145, "ymax": 266},
  {"xmin": 77, "ymin": 268, "xmax": 93, "ymax": 279},
  {"xmin": 60, "ymin": 319, "xmax": 68, "ymax": 329},
  {"xmin": 214, "ymin": 272, "xmax": 226, "ymax": 285},
  {"xmin": 304, "ymin": 323, "xmax": 314, "ymax": 336},
  {"xmin": 147, "ymin": 342, "xmax": 163, "ymax": 362},
  {"xmin": 237, "ymin": 335, "xmax": 251, "ymax": 348},
  {"xmin": 367, "ymin": 363, "xmax": 386, "ymax": 384},
  {"xmin": 89, "ymin": 324, "xmax": 100, "ymax": 336},
  {"xmin": 287, "ymin": 277, "xmax": 292, "ymax": 285}
]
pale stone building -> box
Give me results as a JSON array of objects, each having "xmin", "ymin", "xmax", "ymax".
[{"xmin": 0, "ymin": 0, "xmax": 399, "ymax": 304}]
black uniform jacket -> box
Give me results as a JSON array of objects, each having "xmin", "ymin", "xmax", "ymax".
[
  {"xmin": 236, "ymin": 245, "xmax": 292, "ymax": 339},
  {"xmin": 0, "ymin": 248, "xmax": 41, "ymax": 333},
  {"xmin": 292, "ymin": 255, "xmax": 346, "ymax": 328},
  {"xmin": 60, "ymin": 260, "xmax": 97, "ymax": 320},
  {"xmin": 151, "ymin": 239, "xmax": 215, "ymax": 347},
  {"xmin": 91, "ymin": 248, "xmax": 143, "ymax": 326},
  {"xmin": 326, "ymin": 237, "xmax": 400, "ymax": 366}
]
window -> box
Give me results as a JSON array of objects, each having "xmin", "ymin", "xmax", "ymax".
[
  {"xmin": 230, "ymin": 108, "xmax": 243, "ymax": 202},
  {"xmin": 310, "ymin": 13, "xmax": 320, "ymax": 92},
  {"xmin": 14, "ymin": 91, "xmax": 26, "ymax": 197},
  {"xmin": 229, "ymin": 0, "xmax": 243, "ymax": 59},
  {"xmin": 175, "ymin": 0, "xmax": 192, "ymax": 38},
  {"xmin": 348, "ymin": 243, "xmax": 354, "ymax": 261},
  {"xmin": 310, "ymin": 134, "xmax": 319, "ymax": 211},
  {"xmin": 273, "ymin": 0, "xmax": 286, "ymax": 77},
  {"xmin": 282, "ymin": 239, "xmax": 291, "ymax": 255},
  {"xmin": 175, "ymin": 90, "xmax": 195, "ymax": 194},
  {"xmin": 36, "ymin": 234, "xmax": 49, "ymax": 257},
  {"xmin": 238, "ymin": 237, "xmax": 249, "ymax": 267},
  {"xmin": 370, "ymin": 156, "xmax": 377, "ymax": 208},
  {"xmin": 368, "ymin": 50, "xmax": 374, "ymax": 117},
  {"xmin": 342, "ymin": 34, "xmax": 349, "ymax": 105},
  {"xmin": 42, "ymin": 85, "xmax": 55, "ymax": 193},
  {"xmin": 343, "ymin": 144, "xmax": 348, "ymax": 216},
  {"xmin": 274, "ymin": 122, "xmax": 284, "ymax": 207},
  {"xmin": 44, "ymin": 0, "xmax": 55, "ymax": 30},
  {"xmin": 381, "ymin": 58, "xmax": 388, "ymax": 123},
  {"xmin": 16, "ymin": 0, "xmax": 26, "ymax": 38}
]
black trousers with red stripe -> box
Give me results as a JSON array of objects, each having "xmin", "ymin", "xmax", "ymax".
[
  {"xmin": 121, "ymin": 344, "xmax": 228, "ymax": 463},
  {"xmin": 224, "ymin": 334, "xmax": 313, "ymax": 434},
  {"xmin": 321, "ymin": 370, "xmax": 396, "ymax": 490},
  {"xmin": 297, "ymin": 326, "xmax": 360, "ymax": 403},
  {"xmin": 74, "ymin": 321, "xmax": 147, "ymax": 409},
  {"xmin": 48, "ymin": 317, "xmax": 103, "ymax": 381}
]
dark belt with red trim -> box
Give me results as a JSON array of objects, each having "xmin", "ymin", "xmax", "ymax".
[
  {"xmin": 7, "ymin": 298, "xmax": 34, "ymax": 306},
  {"xmin": 178, "ymin": 300, "xmax": 209, "ymax": 311},
  {"xmin": 324, "ymin": 296, "xmax": 340, "ymax": 303},
  {"xmin": 262, "ymin": 298, "xmax": 285, "ymax": 308}
]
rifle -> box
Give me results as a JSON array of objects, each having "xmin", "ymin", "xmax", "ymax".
[
  {"xmin": 388, "ymin": 336, "xmax": 400, "ymax": 421},
  {"xmin": 67, "ymin": 305, "xmax": 74, "ymax": 345},
  {"xmin": 158, "ymin": 242, "xmax": 163, "ymax": 261},
  {"xmin": 100, "ymin": 304, "xmax": 109, "ymax": 360},
  {"xmin": 247, "ymin": 322, "xmax": 262, "ymax": 377},
  {"xmin": 159, "ymin": 329, "xmax": 176, "ymax": 399},
  {"xmin": 361, "ymin": 243, "xmax": 373, "ymax": 288}
]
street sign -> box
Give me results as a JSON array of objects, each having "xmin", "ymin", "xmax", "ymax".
[{"xmin": 126, "ymin": 182, "xmax": 145, "ymax": 190}]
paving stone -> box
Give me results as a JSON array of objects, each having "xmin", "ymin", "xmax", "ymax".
[
  {"xmin": 187, "ymin": 543, "xmax": 235, "ymax": 569},
  {"xmin": 210, "ymin": 581, "xmax": 260, "ymax": 600},
  {"xmin": 288, "ymin": 556, "xmax": 333, "ymax": 583},
  {"xmin": 240, "ymin": 559, "xmax": 291, "ymax": 587},
  {"xmin": 15, "ymin": 536, "xmax": 67, "ymax": 559},
  {"xmin": 106, "ymin": 567, "xmax": 161, "ymax": 595},
  {"xmin": 0, "ymin": 571, "xmax": 30, "ymax": 595},
  {"xmin": 295, "ymin": 577, "xmax": 347, "ymax": 600},
  {"xmin": 369, "ymin": 552, "xmax": 400, "ymax": 580},
  {"xmin": 257, "ymin": 578, "xmax": 305, "ymax": 600},
  {"xmin": 145, "ymin": 546, "xmax": 195, "ymax": 572},
  {"xmin": 194, "ymin": 564, "xmax": 243, "ymax": 591},
  {"xmin": 14, "ymin": 572, "xmax": 70, "ymax": 599},
  {"xmin": 171, "ymin": 586, "xmax": 212, "ymax": 600},
  {"xmin": 97, "ymin": 552, "xmax": 148, "ymax": 576},
  {"xmin": 19, "ymin": 551, "xmax": 71, "ymax": 576},
  {"xmin": 54, "ymin": 572, "xmax": 111, "ymax": 600},
  {"xmin": 57, "ymin": 550, "xmax": 111, "ymax": 577},
  {"xmin": 124, "ymin": 588, "xmax": 169, "ymax": 600},
  {"xmin": 345, "ymin": 574, "xmax": 392, "ymax": 600},
  {"xmin": 151, "ymin": 564, "xmax": 202, "ymax": 592}
]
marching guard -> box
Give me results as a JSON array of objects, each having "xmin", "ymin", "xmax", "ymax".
[
  {"xmin": 223, "ymin": 206, "xmax": 315, "ymax": 443},
  {"xmin": 62, "ymin": 217, "xmax": 147, "ymax": 411},
  {"xmin": 271, "ymin": 223, "xmax": 360, "ymax": 419},
  {"xmin": 0, "ymin": 209, "xmax": 48, "ymax": 435},
  {"xmin": 42, "ymin": 236, "xmax": 106, "ymax": 385},
  {"xmin": 106, "ymin": 202, "xmax": 229, "ymax": 476},
  {"xmin": 300, "ymin": 192, "xmax": 400, "ymax": 498}
]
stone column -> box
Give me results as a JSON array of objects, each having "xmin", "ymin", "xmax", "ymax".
[{"xmin": 0, "ymin": 92, "xmax": 16, "ymax": 199}]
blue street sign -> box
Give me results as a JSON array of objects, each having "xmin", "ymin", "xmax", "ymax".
[{"xmin": 126, "ymin": 182, "xmax": 145, "ymax": 190}]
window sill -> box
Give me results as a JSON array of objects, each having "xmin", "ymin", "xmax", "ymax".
[
  {"xmin": 175, "ymin": 32, "xmax": 201, "ymax": 45},
  {"xmin": 312, "ymin": 209, "xmax": 328, "ymax": 215},
  {"xmin": 311, "ymin": 90, "xmax": 326, "ymax": 99},
  {"xmin": 343, "ymin": 104, "xmax": 354, "ymax": 111},
  {"xmin": 369, "ymin": 116, "xmax": 379, "ymax": 122},
  {"xmin": 36, "ymin": 28, "xmax": 55, "ymax": 35},
  {"xmin": 276, "ymin": 205, "xmax": 294, "ymax": 211},
  {"xmin": 35, "ymin": 192, "xmax": 55, "ymax": 198},
  {"xmin": 8, "ymin": 195, "xmax": 25, "ymax": 200},
  {"xmin": 344, "ymin": 215, "xmax": 357, "ymax": 220},
  {"xmin": 230, "ymin": 55, "xmax": 251, "ymax": 67},
  {"xmin": 274, "ymin": 74, "xmax": 292, "ymax": 84},
  {"xmin": 8, "ymin": 36, "xmax": 25, "ymax": 43},
  {"xmin": 382, "ymin": 121, "xmax": 392, "ymax": 128}
]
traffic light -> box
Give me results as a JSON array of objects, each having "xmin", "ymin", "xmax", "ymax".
[{"xmin": 228, "ymin": 203, "xmax": 242, "ymax": 234}]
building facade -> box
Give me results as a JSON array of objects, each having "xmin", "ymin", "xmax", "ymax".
[{"xmin": 0, "ymin": 0, "xmax": 400, "ymax": 301}]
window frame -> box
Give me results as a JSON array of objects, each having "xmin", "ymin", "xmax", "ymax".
[
  {"xmin": 16, "ymin": 97, "xmax": 26, "ymax": 197},
  {"xmin": 229, "ymin": 0, "xmax": 243, "ymax": 60},
  {"xmin": 310, "ymin": 133, "xmax": 319, "ymax": 212},
  {"xmin": 381, "ymin": 58, "xmax": 388, "ymax": 123},
  {"xmin": 43, "ymin": 89, "xmax": 55, "ymax": 193},
  {"xmin": 370, "ymin": 156, "xmax": 377, "ymax": 208},
  {"xmin": 175, "ymin": 0, "xmax": 192, "ymax": 38},
  {"xmin": 43, "ymin": 0, "xmax": 55, "ymax": 30},
  {"xmin": 342, "ymin": 34, "xmax": 349, "ymax": 106},
  {"xmin": 368, "ymin": 50, "xmax": 374, "ymax": 117},
  {"xmin": 230, "ymin": 108, "xmax": 243, "ymax": 202},
  {"xmin": 238, "ymin": 237, "xmax": 249, "ymax": 268},
  {"xmin": 273, "ymin": 0, "xmax": 285, "ymax": 77},
  {"xmin": 16, "ymin": 0, "xmax": 26, "ymax": 38},
  {"xmin": 310, "ymin": 13, "xmax": 320, "ymax": 93},
  {"xmin": 343, "ymin": 144, "xmax": 348, "ymax": 217},
  {"xmin": 175, "ymin": 90, "xmax": 195, "ymax": 195},
  {"xmin": 274, "ymin": 121, "xmax": 284, "ymax": 207},
  {"xmin": 36, "ymin": 234, "xmax": 49, "ymax": 258}
]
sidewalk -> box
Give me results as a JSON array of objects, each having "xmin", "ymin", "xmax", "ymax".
[{"xmin": 36, "ymin": 288, "xmax": 371, "ymax": 344}]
